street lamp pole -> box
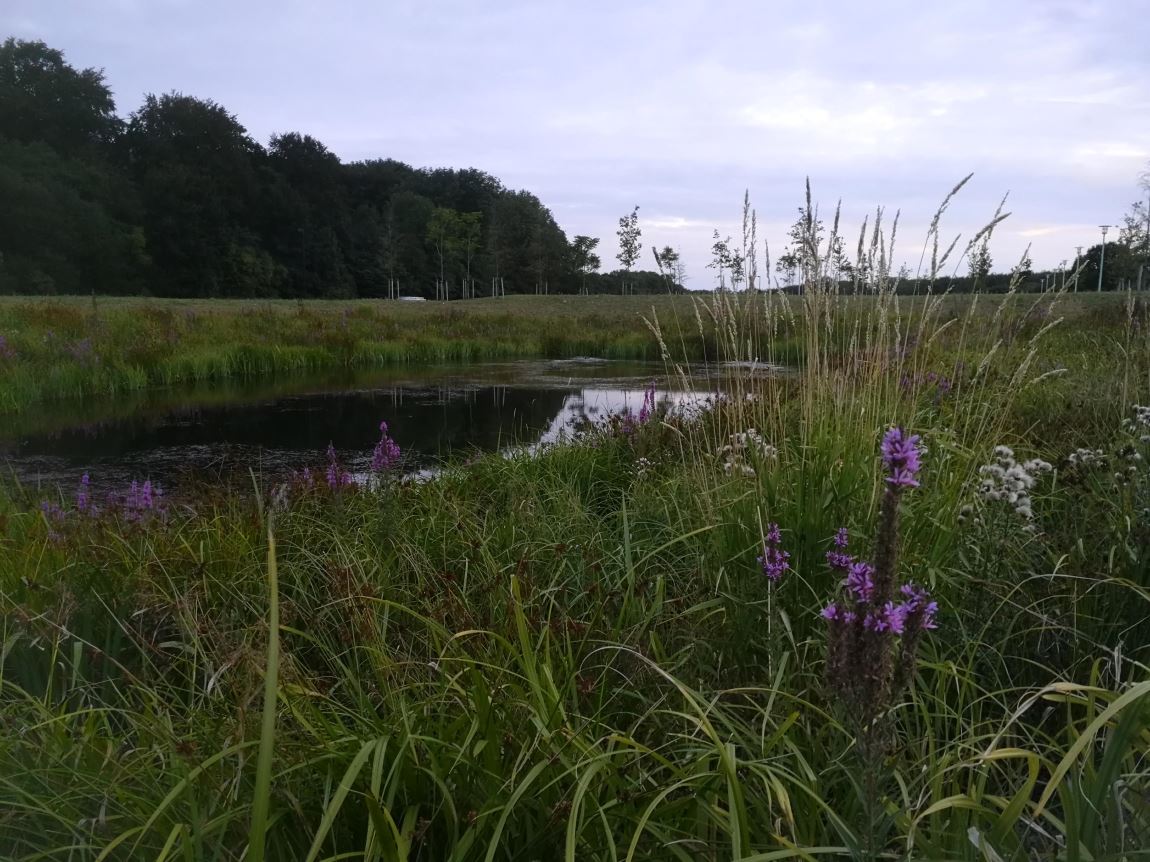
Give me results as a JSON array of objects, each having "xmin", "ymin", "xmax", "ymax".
[
  {"xmin": 1143, "ymin": 193, "xmax": 1150, "ymax": 291},
  {"xmin": 1073, "ymin": 246, "xmax": 1083, "ymax": 292},
  {"xmin": 1097, "ymin": 225, "xmax": 1110, "ymax": 293}
]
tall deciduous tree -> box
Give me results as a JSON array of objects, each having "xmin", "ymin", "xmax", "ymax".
[
  {"xmin": 616, "ymin": 206, "xmax": 641, "ymax": 294},
  {"xmin": 653, "ymin": 245, "xmax": 684, "ymax": 289},
  {"xmin": 571, "ymin": 235, "xmax": 600, "ymax": 294},
  {"xmin": 124, "ymin": 92, "xmax": 275, "ymax": 296},
  {"xmin": 0, "ymin": 38, "xmax": 120, "ymax": 154},
  {"xmin": 775, "ymin": 198, "xmax": 849, "ymax": 288},
  {"xmin": 708, "ymin": 231, "xmax": 740, "ymax": 290},
  {"xmin": 968, "ymin": 238, "xmax": 992, "ymax": 286}
]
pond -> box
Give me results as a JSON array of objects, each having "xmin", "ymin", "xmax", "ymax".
[{"xmin": 0, "ymin": 359, "xmax": 747, "ymax": 493}]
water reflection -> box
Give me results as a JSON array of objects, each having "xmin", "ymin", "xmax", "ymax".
[{"xmin": 0, "ymin": 360, "xmax": 725, "ymax": 489}]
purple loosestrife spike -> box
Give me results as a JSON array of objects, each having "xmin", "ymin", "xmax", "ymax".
[
  {"xmin": 638, "ymin": 380, "xmax": 656, "ymax": 424},
  {"xmin": 757, "ymin": 522, "xmax": 790, "ymax": 582},
  {"xmin": 881, "ymin": 427, "xmax": 923, "ymax": 488},
  {"xmin": 371, "ymin": 420, "xmax": 402, "ymax": 472},
  {"xmin": 826, "ymin": 549, "xmax": 854, "ymax": 570},
  {"xmin": 76, "ymin": 473, "xmax": 91, "ymax": 513},
  {"xmin": 864, "ymin": 602, "xmax": 906, "ymax": 634},
  {"xmin": 826, "ymin": 527, "xmax": 854, "ymax": 571},
  {"xmin": 846, "ymin": 561, "xmax": 875, "ymax": 601},
  {"xmin": 900, "ymin": 583, "xmax": 939, "ymax": 630}
]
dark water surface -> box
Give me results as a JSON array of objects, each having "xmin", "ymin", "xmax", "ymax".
[{"xmin": 1, "ymin": 359, "xmax": 730, "ymax": 492}]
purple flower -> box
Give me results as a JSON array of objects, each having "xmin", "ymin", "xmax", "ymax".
[
  {"xmin": 76, "ymin": 473, "xmax": 91, "ymax": 513},
  {"xmin": 326, "ymin": 443, "xmax": 352, "ymax": 489},
  {"xmin": 0, "ymin": 335, "xmax": 15, "ymax": 361},
  {"xmin": 881, "ymin": 427, "xmax": 923, "ymax": 488},
  {"xmin": 40, "ymin": 499, "xmax": 65, "ymax": 522},
  {"xmin": 826, "ymin": 526, "xmax": 854, "ymax": 570},
  {"xmin": 619, "ymin": 411, "xmax": 638, "ymax": 438},
  {"xmin": 864, "ymin": 602, "xmax": 906, "ymax": 634},
  {"xmin": 638, "ymin": 380, "xmax": 657, "ymax": 424},
  {"xmin": 826, "ymin": 549, "xmax": 853, "ymax": 570},
  {"xmin": 371, "ymin": 420, "xmax": 402, "ymax": 472},
  {"xmin": 757, "ymin": 522, "xmax": 790, "ymax": 582},
  {"xmin": 822, "ymin": 602, "xmax": 856, "ymax": 624},
  {"xmin": 846, "ymin": 561, "xmax": 875, "ymax": 602},
  {"xmin": 900, "ymin": 582, "xmax": 939, "ymax": 630}
]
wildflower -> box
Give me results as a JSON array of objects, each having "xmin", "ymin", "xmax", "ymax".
[
  {"xmin": 40, "ymin": 499, "xmax": 65, "ymax": 522},
  {"xmin": 821, "ymin": 602, "xmax": 855, "ymax": 623},
  {"xmin": 757, "ymin": 522, "xmax": 790, "ymax": 582},
  {"xmin": 826, "ymin": 526, "xmax": 854, "ymax": 571},
  {"xmin": 900, "ymin": 582, "xmax": 938, "ymax": 630},
  {"xmin": 846, "ymin": 561, "xmax": 875, "ymax": 601},
  {"xmin": 0, "ymin": 335, "xmax": 15, "ymax": 361},
  {"xmin": 371, "ymin": 420, "xmax": 402, "ymax": 472},
  {"xmin": 978, "ymin": 447, "xmax": 1051, "ymax": 520},
  {"xmin": 864, "ymin": 602, "xmax": 906, "ymax": 635},
  {"xmin": 717, "ymin": 429, "xmax": 777, "ymax": 477},
  {"xmin": 1062, "ymin": 448, "xmax": 1099, "ymax": 468},
  {"xmin": 325, "ymin": 444, "xmax": 352, "ymax": 489},
  {"xmin": 76, "ymin": 473, "xmax": 91, "ymax": 513},
  {"xmin": 637, "ymin": 380, "xmax": 656, "ymax": 424},
  {"xmin": 821, "ymin": 427, "xmax": 937, "ymax": 753},
  {"xmin": 618, "ymin": 411, "xmax": 638, "ymax": 438},
  {"xmin": 881, "ymin": 427, "xmax": 923, "ymax": 488}
]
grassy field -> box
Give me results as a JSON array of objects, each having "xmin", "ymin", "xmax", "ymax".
[
  {"xmin": 1, "ymin": 286, "xmax": 1149, "ymax": 860},
  {"xmin": 0, "ymin": 295, "xmax": 721, "ymax": 413}
]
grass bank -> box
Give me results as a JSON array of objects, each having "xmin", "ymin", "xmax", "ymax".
[{"xmin": 0, "ymin": 295, "xmax": 727, "ymax": 413}]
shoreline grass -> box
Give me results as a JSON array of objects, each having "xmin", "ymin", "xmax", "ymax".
[{"xmin": 0, "ymin": 295, "xmax": 721, "ymax": 413}]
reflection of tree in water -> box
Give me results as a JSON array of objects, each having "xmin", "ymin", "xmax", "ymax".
[{"xmin": 2, "ymin": 383, "xmax": 575, "ymax": 487}]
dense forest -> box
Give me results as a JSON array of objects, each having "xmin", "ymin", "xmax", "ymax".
[{"xmin": 0, "ymin": 38, "xmax": 677, "ymax": 298}]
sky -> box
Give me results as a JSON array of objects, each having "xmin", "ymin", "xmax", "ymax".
[{"xmin": 5, "ymin": 0, "xmax": 1149, "ymax": 286}]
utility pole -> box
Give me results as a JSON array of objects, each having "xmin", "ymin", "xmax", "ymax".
[
  {"xmin": 1073, "ymin": 246, "xmax": 1083, "ymax": 292},
  {"xmin": 1143, "ymin": 192, "xmax": 1150, "ymax": 291},
  {"xmin": 1097, "ymin": 226, "xmax": 1110, "ymax": 293},
  {"xmin": 1060, "ymin": 260, "xmax": 1067, "ymax": 292}
]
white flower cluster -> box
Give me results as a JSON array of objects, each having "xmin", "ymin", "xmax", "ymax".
[
  {"xmin": 1067, "ymin": 448, "xmax": 1105, "ymax": 467},
  {"xmin": 717, "ymin": 429, "xmax": 778, "ymax": 477},
  {"xmin": 1122, "ymin": 404, "xmax": 1150, "ymax": 444},
  {"xmin": 977, "ymin": 445, "xmax": 1052, "ymax": 520}
]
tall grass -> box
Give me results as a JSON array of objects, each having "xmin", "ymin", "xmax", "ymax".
[
  {"xmin": 0, "ymin": 296, "xmax": 691, "ymax": 413},
  {"xmin": 1, "ymin": 187, "xmax": 1148, "ymax": 860}
]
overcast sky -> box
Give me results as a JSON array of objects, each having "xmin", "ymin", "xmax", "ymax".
[{"xmin": 5, "ymin": 0, "xmax": 1149, "ymax": 285}]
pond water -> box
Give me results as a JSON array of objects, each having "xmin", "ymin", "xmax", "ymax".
[{"xmin": 0, "ymin": 359, "xmax": 746, "ymax": 493}]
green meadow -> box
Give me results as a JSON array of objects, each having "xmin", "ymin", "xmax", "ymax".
[{"xmin": 1, "ymin": 287, "xmax": 1148, "ymax": 860}]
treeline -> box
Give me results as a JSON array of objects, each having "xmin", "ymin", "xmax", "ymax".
[{"xmin": 0, "ymin": 38, "xmax": 676, "ymax": 298}]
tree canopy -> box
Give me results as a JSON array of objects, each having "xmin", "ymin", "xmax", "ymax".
[{"xmin": 0, "ymin": 38, "xmax": 678, "ymax": 298}]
